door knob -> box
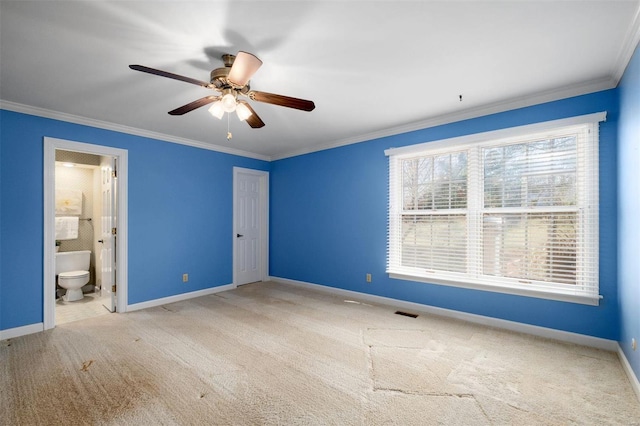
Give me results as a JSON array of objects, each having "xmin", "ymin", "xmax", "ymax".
[
  {"xmin": 236, "ymin": 234, "xmax": 243, "ymax": 238},
  {"xmin": 98, "ymin": 240, "xmax": 104, "ymax": 243}
]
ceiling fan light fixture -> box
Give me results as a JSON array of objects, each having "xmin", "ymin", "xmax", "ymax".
[
  {"xmin": 227, "ymin": 51, "xmax": 263, "ymax": 88},
  {"xmin": 236, "ymin": 102, "xmax": 253, "ymax": 121},
  {"xmin": 221, "ymin": 91, "xmax": 237, "ymax": 113},
  {"xmin": 208, "ymin": 101, "xmax": 224, "ymax": 119}
]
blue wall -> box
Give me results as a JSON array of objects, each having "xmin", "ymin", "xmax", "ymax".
[
  {"xmin": 0, "ymin": 110, "xmax": 268, "ymax": 330},
  {"xmin": 618, "ymin": 43, "xmax": 640, "ymax": 379},
  {"xmin": 0, "ymin": 87, "xmax": 628, "ymax": 344},
  {"xmin": 270, "ymin": 90, "xmax": 620, "ymax": 340}
]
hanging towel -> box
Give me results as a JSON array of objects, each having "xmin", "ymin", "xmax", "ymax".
[{"xmin": 55, "ymin": 216, "xmax": 79, "ymax": 240}]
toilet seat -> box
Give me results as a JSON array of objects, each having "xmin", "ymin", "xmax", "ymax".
[{"xmin": 59, "ymin": 270, "xmax": 89, "ymax": 279}]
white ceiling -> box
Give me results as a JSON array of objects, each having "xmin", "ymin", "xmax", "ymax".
[{"xmin": 1, "ymin": 1, "xmax": 639, "ymax": 160}]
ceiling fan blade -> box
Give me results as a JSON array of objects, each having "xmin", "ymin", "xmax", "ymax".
[
  {"xmin": 239, "ymin": 102, "xmax": 265, "ymax": 128},
  {"xmin": 168, "ymin": 96, "xmax": 219, "ymax": 115},
  {"xmin": 249, "ymin": 91, "xmax": 315, "ymax": 111},
  {"xmin": 129, "ymin": 65, "xmax": 212, "ymax": 88},
  {"xmin": 227, "ymin": 51, "xmax": 263, "ymax": 88}
]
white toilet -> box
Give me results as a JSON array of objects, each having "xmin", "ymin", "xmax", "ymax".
[{"xmin": 55, "ymin": 250, "xmax": 91, "ymax": 302}]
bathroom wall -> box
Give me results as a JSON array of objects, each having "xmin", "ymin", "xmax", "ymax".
[
  {"xmin": 56, "ymin": 150, "xmax": 100, "ymax": 166},
  {"xmin": 55, "ymin": 150, "xmax": 101, "ymax": 286}
]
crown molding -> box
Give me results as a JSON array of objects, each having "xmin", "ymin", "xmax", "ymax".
[
  {"xmin": 270, "ymin": 76, "xmax": 616, "ymax": 161},
  {"xmin": 0, "ymin": 68, "xmax": 623, "ymax": 164},
  {"xmin": 0, "ymin": 100, "xmax": 271, "ymax": 162},
  {"xmin": 612, "ymin": 2, "xmax": 640, "ymax": 85}
]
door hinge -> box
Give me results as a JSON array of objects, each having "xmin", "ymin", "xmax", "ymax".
[
  {"xmin": 112, "ymin": 227, "xmax": 117, "ymax": 235},
  {"xmin": 112, "ymin": 170, "xmax": 117, "ymax": 178},
  {"xmin": 111, "ymin": 284, "xmax": 117, "ymax": 293}
]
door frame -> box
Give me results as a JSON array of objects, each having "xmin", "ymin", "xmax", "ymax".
[
  {"xmin": 232, "ymin": 167, "xmax": 269, "ymax": 286},
  {"xmin": 43, "ymin": 137, "xmax": 129, "ymax": 330}
]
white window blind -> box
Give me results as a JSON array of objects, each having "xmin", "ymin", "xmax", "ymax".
[{"xmin": 386, "ymin": 113, "xmax": 604, "ymax": 305}]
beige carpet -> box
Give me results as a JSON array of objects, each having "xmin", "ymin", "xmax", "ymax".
[{"xmin": 1, "ymin": 281, "xmax": 639, "ymax": 425}]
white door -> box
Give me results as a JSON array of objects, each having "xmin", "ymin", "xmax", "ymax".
[
  {"xmin": 234, "ymin": 170, "xmax": 262, "ymax": 285},
  {"xmin": 100, "ymin": 157, "xmax": 117, "ymax": 312}
]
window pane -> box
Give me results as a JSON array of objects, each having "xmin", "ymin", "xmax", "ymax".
[
  {"xmin": 401, "ymin": 214, "xmax": 467, "ymax": 272},
  {"xmin": 451, "ymin": 152, "xmax": 468, "ymax": 208},
  {"xmin": 389, "ymin": 119, "xmax": 599, "ymax": 302},
  {"xmin": 483, "ymin": 137, "xmax": 577, "ymax": 208},
  {"xmin": 402, "ymin": 152, "xmax": 467, "ymax": 211},
  {"xmin": 402, "ymin": 159, "xmax": 418, "ymax": 210},
  {"xmin": 417, "ymin": 157, "xmax": 432, "ymax": 185},
  {"xmin": 482, "ymin": 213, "xmax": 577, "ymax": 284}
]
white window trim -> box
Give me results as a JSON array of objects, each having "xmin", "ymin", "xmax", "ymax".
[
  {"xmin": 386, "ymin": 112, "xmax": 606, "ymax": 306},
  {"xmin": 385, "ymin": 112, "xmax": 606, "ymax": 157}
]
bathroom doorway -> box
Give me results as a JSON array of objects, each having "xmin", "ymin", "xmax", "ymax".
[{"xmin": 43, "ymin": 138, "xmax": 128, "ymax": 330}]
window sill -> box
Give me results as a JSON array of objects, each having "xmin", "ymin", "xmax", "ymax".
[{"xmin": 388, "ymin": 272, "xmax": 601, "ymax": 306}]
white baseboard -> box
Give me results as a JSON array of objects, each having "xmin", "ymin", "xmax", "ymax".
[
  {"xmin": 127, "ymin": 283, "xmax": 236, "ymax": 312},
  {"xmin": 0, "ymin": 323, "xmax": 44, "ymax": 341},
  {"xmin": 270, "ymin": 276, "xmax": 618, "ymax": 352},
  {"xmin": 618, "ymin": 345, "xmax": 640, "ymax": 403},
  {"xmin": 0, "ymin": 284, "xmax": 236, "ymax": 340},
  {"xmin": 275, "ymin": 277, "xmax": 640, "ymax": 401}
]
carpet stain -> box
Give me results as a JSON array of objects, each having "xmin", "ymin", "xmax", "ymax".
[{"xmin": 80, "ymin": 359, "xmax": 94, "ymax": 371}]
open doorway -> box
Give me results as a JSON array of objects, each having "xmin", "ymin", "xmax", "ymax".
[{"xmin": 43, "ymin": 137, "xmax": 128, "ymax": 330}]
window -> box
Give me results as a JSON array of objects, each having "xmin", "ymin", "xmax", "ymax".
[{"xmin": 386, "ymin": 113, "xmax": 605, "ymax": 305}]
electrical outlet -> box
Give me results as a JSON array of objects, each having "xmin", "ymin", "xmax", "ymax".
[
  {"xmin": 182, "ymin": 273, "xmax": 189, "ymax": 283},
  {"xmin": 633, "ymin": 338, "xmax": 637, "ymax": 351},
  {"xmin": 366, "ymin": 273, "xmax": 372, "ymax": 283}
]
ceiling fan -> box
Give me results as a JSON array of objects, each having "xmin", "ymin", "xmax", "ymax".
[{"xmin": 129, "ymin": 51, "xmax": 315, "ymax": 129}]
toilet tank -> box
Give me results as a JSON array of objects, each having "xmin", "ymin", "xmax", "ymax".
[{"xmin": 55, "ymin": 250, "xmax": 91, "ymax": 274}]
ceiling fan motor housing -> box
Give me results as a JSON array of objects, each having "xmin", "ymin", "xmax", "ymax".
[{"xmin": 210, "ymin": 66, "xmax": 230, "ymax": 89}]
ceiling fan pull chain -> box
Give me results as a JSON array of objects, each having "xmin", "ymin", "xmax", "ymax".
[{"xmin": 227, "ymin": 113, "xmax": 232, "ymax": 141}]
